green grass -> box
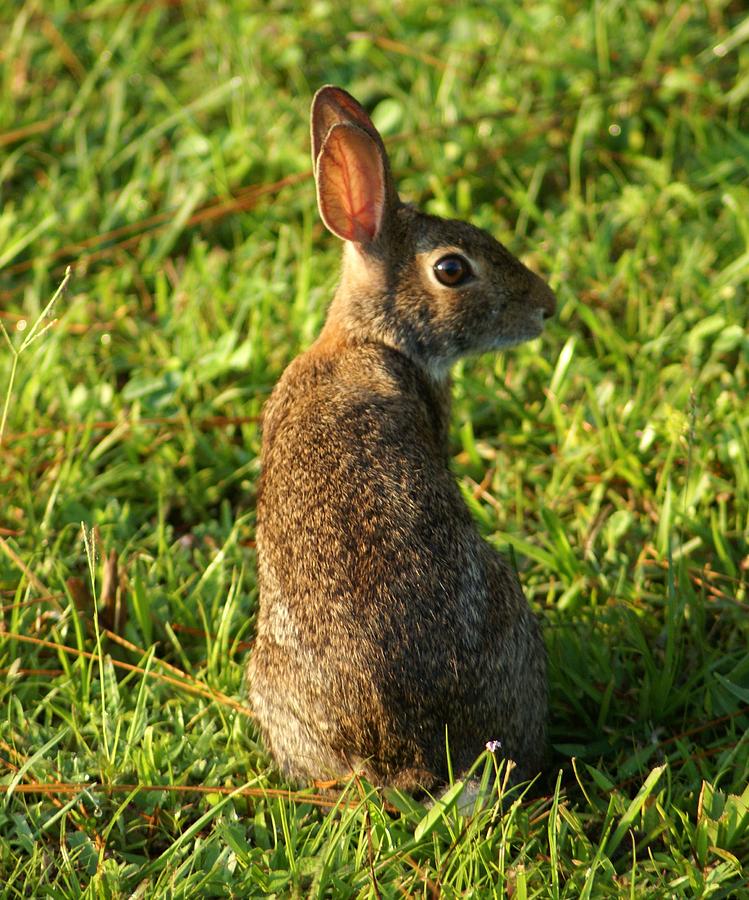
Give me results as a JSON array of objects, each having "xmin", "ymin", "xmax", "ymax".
[{"xmin": 1, "ymin": 0, "xmax": 748, "ymax": 895}]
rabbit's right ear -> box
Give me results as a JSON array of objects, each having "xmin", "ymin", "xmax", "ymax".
[{"xmin": 315, "ymin": 122, "xmax": 387, "ymax": 244}]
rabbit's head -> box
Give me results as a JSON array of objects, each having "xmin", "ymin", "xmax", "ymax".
[{"xmin": 311, "ymin": 86, "xmax": 556, "ymax": 375}]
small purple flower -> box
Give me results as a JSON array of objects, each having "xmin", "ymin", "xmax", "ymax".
[{"xmin": 485, "ymin": 739, "xmax": 502, "ymax": 753}]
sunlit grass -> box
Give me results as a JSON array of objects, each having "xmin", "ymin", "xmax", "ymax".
[{"xmin": 1, "ymin": 0, "xmax": 748, "ymax": 894}]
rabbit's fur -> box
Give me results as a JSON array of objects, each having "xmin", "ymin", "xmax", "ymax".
[{"xmin": 248, "ymin": 86, "xmax": 555, "ymax": 791}]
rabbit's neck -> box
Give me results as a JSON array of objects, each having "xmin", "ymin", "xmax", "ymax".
[
  {"xmin": 316, "ymin": 311, "xmax": 453, "ymax": 460},
  {"xmin": 324, "ymin": 244, "xmax": 454, "ymax": 391},
  {"xmin": 321, "ymin": 302, "xmax": 452, "ymax": 394}
]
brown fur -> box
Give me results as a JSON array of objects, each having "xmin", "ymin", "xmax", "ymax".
[{"xmin": 247, "ymin": 86, "xmax": 555, "ymax": 790}]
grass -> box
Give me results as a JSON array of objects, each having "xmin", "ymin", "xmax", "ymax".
[{"xmin": 1, "ymin": 0, "xmax": 748, "ymax": 895}]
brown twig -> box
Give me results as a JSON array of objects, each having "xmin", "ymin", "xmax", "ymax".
[
  {"xmin": 0, "ymin": 114, "xmax": 64, "ymax": 149},
  {"xmin": 0, "ymin": 537, "xmax": 55, "ymax": 602},
  {"xmin": 1, "ymin": 414, "xmax": 259, "ymax": 445},
  {"xmin": 1, "ymin": 630, "xmax": 253, "ymax": 718},
  {"xmin": 347, "ymin": 32, "xmax": 454, "ymax": 71},
  {"xmin": 0, "ymin": 594, "xmax": 65, "ymax": 614},
  {"xmin": 2, "ymin": 173, "xmax": 309, "ymax": 280},
  {"xmin": 39, "ymin": 16, "xmax": 86, "ymax": 82},
  {"xmin": 0, "ymin": 780, "xmax": 361, "ymax": 810},
  {"xmin": 0, "ymin": 742, "xmax": 101, "ymax": 839},
  {"xmin": 0, "ymin": 668, "xmax": 64, "ymax": 677}
]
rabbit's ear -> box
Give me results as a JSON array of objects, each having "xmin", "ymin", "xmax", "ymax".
[
  {"xmin": 315, "ymin": 122, "xmax": 386, "ymax": 244},
  {"xmin": 311, "ymin": 85, "xmax": 386, "ymax": 168}
]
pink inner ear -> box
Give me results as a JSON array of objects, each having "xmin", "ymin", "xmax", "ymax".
[
  {"xmin": 316, "ymin": 125, "xmax": 385, "ymax": 244},
  {"xmin": 311, "ymin": 86, "xmax": 381, "ymax": 166}
]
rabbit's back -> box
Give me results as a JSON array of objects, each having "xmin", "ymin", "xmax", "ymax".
[{"xmin": 250, "ymin": 339, "xmax": 547, "ymax": 787}]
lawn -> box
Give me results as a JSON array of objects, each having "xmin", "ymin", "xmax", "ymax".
[{"xmin": 1, "ymin": 0, "xmax": 748, "ymax": 895}]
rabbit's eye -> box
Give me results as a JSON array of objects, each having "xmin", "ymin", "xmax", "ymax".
[{"xmin": 433, "ymin": 254, "xmax": 473, "ymax": 286}]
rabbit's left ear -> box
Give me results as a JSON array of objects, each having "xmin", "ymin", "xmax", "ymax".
[
  {"xmin": 315, "ymin": 122, "xmax": 386, "ymax": 244},
  {"xmin": 311, "ymin": 85, "xmax": 386, "ymax": 167}
]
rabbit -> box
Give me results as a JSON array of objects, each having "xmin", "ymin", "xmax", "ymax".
[{"xmin": 247, "ymin": 86, "xmax": 555, "ymax": 793}]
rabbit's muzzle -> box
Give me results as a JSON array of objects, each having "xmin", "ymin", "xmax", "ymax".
[{"xmin": 528, "ymin": 271, "xmax": 557, "ymax": 319}]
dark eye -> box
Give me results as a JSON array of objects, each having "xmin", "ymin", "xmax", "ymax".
[{"xmin": 433, "ymin": 254, "xmax": 473, "ymax": 287}]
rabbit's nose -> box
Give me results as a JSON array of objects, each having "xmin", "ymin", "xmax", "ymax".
[{"xmin": 528, "ymin": 272, "xmax": 556, "ymax": 319}]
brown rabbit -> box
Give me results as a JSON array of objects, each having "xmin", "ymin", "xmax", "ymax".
[{"xmin": 248, "ymin": 86, "xmax": 555, "ymax": 792}]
